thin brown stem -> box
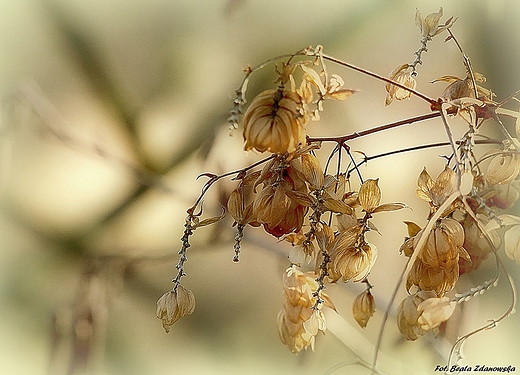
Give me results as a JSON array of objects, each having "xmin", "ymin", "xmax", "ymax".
[
  {"xmin": 308, "ymin": 112, "xmax": 442, "ymax": 144},
  {"xmin": 320, "ymin": 53, "xmax": 438, "ymax": 105}
]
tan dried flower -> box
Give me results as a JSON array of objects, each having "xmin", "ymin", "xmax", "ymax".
[
  {"xmin": 277, "ymin": 265, "xmax": 334, "ymax": 353},
  {"xmin": 352, "ymin": 289, "xmax": 375, "ymax": 328},
  {"xmin": 156, "ymin": 285, "xmax": 196, "ymax": 333},
  {"xmin": 416, "ymin": 296, "xmax": 456, "ymax": 331},
  {"xmin": 505, "ymin": 224, "xmax": 520, "ymax": 265},
  {"xmin": 252, "ymin": 160, "xmax": 309, "ymax": 238},
  {"xmin": 243, "ymin": 88, "xmax": 307, "ymax": 154},
  {"xmin": 407, "ymin": 256, "xmax": 459, "ymax": 295},
  {"xmin": 385, "ymin": 64, "xmax": 417, "ymax": 106},
  {"xmin": 330, "ymin": 241, "xmax": 377, "ymax": 282},
  {"xmin": 484, "ymin": 150, "xmax": 520, "ymax": 185},
  {"xmin": 415, "ymin": 7, "xmax": 455, "ymax": 39},
  {"xmin": 397, "ymin": 290, "xmax": 437, "ymax": 340},
  {"xmin": 459, "ymin": 216, "xmax": 498, "ymax": 274},
  {"xmin": 417, "ymin": 218, "xmax": 467, "ymax": 268},
  {"xmin": 431, "ymin": 72, "xmax": 488, "ymax": 100},
  {"xmin": 485, "ymin": 182, "xmax": 520, "ymax": 210},
  {"xmin": 416, "ymin": 166, "xmax": 456, "ymax": 208},
  {"xmin": 404, "ymin": 218, "xmax": 470, "ymax": 294}
]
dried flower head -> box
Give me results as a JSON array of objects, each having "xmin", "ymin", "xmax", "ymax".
[
  {"xmin": 385, "ymin": 64, "xmax": 417, "ymax": 106},
  {"xmin": 405, "ymin": 218, "xmax": 470, "ymax": 294},
  {"xmin": 243, "ymin": 88, "xmax": 307, "ymax": 154},
  {"xmin": 416, "ymin": 295, "xmax": 456, "ymax": 331},
  {"xmin": 277, "ymin": 265, "xmax": 333, "ymax": 353},
  {"xmin": 415, "ymin": 7, "xmax": 455, "ymax": 39},
  {"xmin": 397, "ymin": 290, "xmax": 437, "ymax": 340},
  {"xmin": 408, "ymin": 256, "xmax": 458, "ymax": 294},
  {"xmin": 252, "ymin": 161, "xmax": 309, "ymax": 237},
  {"xmin": 330, "ymin": 241, "xmax": 377, "ymax": 282},
  {"xmin": 156, "ymin": 285, "xmax": 196, "ymax": 333},
  {"xmin": 431, "ymin": 72, "xmax": 488, "ymax": 100},
  {"xmin": 416, "ymin": 166, "xmax": 456, "ymax": 209},
  {"xmin": 417, "ymin": 218, "xmax": 467, "ymax": 268},
  {"xmin": 505, "ymin": 224, "xmax": 520, "ymax": 265},
  {"xmin": 484, "ymin": 150, "xmax": 520, "ymax": 186},
  {"xmin": 352, "ymin": 289, "xmax": 375, "ymax": 328},
  {"xmin": 459, "ymin": 216, "xmax": 498, "ymax": 274}
]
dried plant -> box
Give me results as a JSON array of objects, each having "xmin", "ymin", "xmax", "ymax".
[
  {"xmin": 155, "ymin": 7, "xmax": 519, "ymax": 374},
  {"xmin": 5, "ymin": 5, "xmax": 518, "ymax": 375}
]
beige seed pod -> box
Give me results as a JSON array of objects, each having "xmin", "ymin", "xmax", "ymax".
[
  {"xmin": 156, "ymin": 285, "xmax": 196, "ymax": 333},
  {"xmin": 243, "ymin": 89, "xmax": 307, "ymax": 154},
  {"xmin": 352, "ymin": 289, "xmax": 375, "ymax": 328},
  {"xmin": 397, "ymin": 290, "xmax": 437, "ymax": 341},
  {"xmin": 485, "ymin": 152, "xmax": 520, "ymax": 185}
]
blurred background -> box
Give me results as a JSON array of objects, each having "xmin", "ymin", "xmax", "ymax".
[{"xmin": 1, "ymin": 0, "xmax": 519, "ymax": 374}]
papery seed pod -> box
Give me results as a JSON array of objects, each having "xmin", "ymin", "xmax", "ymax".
[
  {"xmin": 385, "ymin": 64, "xmax": 417, "ymax": 106},
  {"xmin": 407, "ymin": 257, "xmax": 459, "ymax": 295},
  {"xmin": 352, "ymin": 289, "xmax": 375, "ymax": 328},
  {"xmin": 397, "ymin": 290, "xmax": 437, "ymax": 341},
  {"xmin": 459, "ymin": 217, "xmax": 497, "ymax": 274},
  {"xmin": 485, "ymin": 152, "xmax": 520, "ymax": 185},
  {"xmin": 243, "ymin": 89, "xmax": 307, "ymax": 154},
  {"xmin": 277, "ymin": 266, "xmax": 332, "ymax": 353},
  {"xmin": 331, "ymin": 242, "xmax": 377, "ymax": 282},
  {"xmin": 156, "ymin": 285, "xmax": 196, "ymax": 333},
  {"xmin": 416, "ymin": 296, "xmax": 456, "ymax": 331},
  {"xmin": 416, "ymin": 218, "xmax": 465, "ymax": 268}
]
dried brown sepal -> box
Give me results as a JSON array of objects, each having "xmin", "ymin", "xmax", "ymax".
[
  {"xmin": 372, "ymin": 202, "xmax": 408, "ymax": 213},
  {"xmin": 322, "ymin": 198, "xmax": 354, "ymax": 215}
]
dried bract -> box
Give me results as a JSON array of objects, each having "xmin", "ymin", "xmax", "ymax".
[
  {"xmin": 156, "ymin": 285, "xmax": 196, "ymax": 333},
  {"xmin": 432, "ymin": 72, "xmax": 488, "ymax": 100}
]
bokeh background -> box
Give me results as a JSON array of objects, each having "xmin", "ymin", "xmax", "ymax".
[{"xmin": 1, "ymin": 0, "xmax": 519, "ymax": 374}]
